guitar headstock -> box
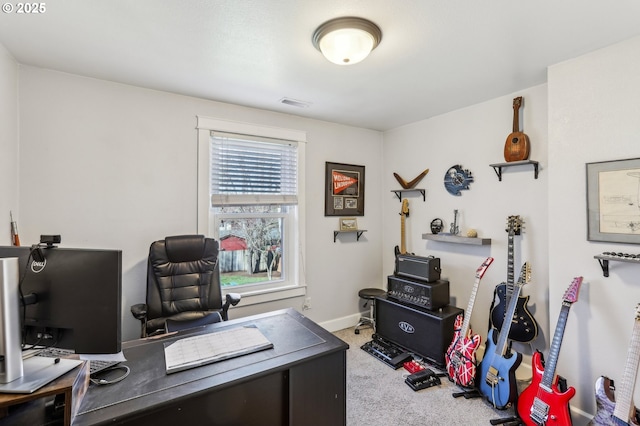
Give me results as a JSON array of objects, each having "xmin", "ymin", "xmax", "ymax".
[
  {"xmin": 517, "ymin": 262, "xmax": 531, "ymax": 285},
  {"xmin": 505, "ymin": 215, "xmax": 523, "ymax": 236},
  {"xmin": 475, "ymin": 257, "xmax": 494, "ymax": 279},
  {"xmin": 513, "ymin": 96, "xmax": 523, "ymax": 109},
  {"xmin": 562, "ymin": 277, "xmax": 583, "ymax": 304},
  {"xmin": 400, "ymin": 199, "xmax": 409, "ymax": 217}
]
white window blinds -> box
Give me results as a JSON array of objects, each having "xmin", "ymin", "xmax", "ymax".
[{"xmin": 210, "ymin": 131, "xmax": 298, "ymax": 206}]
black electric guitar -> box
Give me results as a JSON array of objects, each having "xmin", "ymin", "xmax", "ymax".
[{"xmin": 490, "ymin": 215, "xmax": 539, "ymax": 343}]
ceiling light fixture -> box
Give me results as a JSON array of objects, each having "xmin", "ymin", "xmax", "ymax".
[{"xmin": 312, "ymin": 17, "xmax": 382, "ymax": 66}]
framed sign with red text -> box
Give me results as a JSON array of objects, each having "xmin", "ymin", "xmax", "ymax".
[{"xmin": 325, "ymin": 162, "xmax": 365, "ymax": 216}]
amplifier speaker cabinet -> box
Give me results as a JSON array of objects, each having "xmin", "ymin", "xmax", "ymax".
[
  {"xmin": 375, "ymin": 295, "xmax": 463, "ymax": 367},
  {"xmin": 387, "ymin": 275, "xmax": 449, "ymax": 310},
  {"xmin": 395, "ymin": 254, "xmax": 441, "ymax": 282}
]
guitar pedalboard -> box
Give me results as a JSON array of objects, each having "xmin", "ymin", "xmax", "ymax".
[{"xmin": 360, "ymin": 334, "xmax": 412, "ymax": 369}]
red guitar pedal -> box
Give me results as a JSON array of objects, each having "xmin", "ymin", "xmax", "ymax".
[{"xmin": 403, "ymin": 360, "xmax": 425, "ymax": 374}]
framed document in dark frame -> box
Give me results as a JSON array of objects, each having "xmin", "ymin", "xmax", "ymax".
[
  {"xmin": 325, "ymin": 162, "xmax": 365, "ymax": 216},
  {"xmin": 587, "ymin": 157, "xmax": 640, "ymax": 244}
]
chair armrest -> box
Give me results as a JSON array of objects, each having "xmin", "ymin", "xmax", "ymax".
[
  {"xmin": 220, "ymin": 293, "xmax": 241, "ymax": 320},
  {"xmin": 130, "ymin": 303, "xmax": 147, "ymax": 320},
  {"xmin": 226, "ymin": 292, "xmax": 241, "ymax": 307}
]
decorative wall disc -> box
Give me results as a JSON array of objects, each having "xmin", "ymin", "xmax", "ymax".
[{"xmin": 444, "ymin": 165, "xmax": 474, "ymax": 196}]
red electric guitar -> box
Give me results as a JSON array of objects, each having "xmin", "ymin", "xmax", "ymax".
[
  {"xmin": 517, "ymin": 276, "xmax": 583, "ymax": 426},
  {"xmin": 445, "ymin": 257, "xmax": 494, "ymax": 388}
]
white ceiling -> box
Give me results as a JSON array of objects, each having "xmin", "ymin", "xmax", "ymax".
[{"xmin": 1, "ymin": 1, "xmax": 640, "ymax": 131}]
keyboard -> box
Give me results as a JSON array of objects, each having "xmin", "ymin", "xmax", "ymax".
[{"xmin": 35, "ymin": 347, "xmax": 120, "ymax": 375}]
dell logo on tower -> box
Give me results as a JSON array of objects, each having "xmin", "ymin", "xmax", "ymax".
[
  {"xmin": 31, "ymin": 259, "xmax": 46, "ymax": 273},
  {"xmin": 398, "ymin": 321, "xmax": 415, "ymax": 334}
]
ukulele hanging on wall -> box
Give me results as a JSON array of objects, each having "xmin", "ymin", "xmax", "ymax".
[{"xmin": 503, "ymin": 96, "xmax": 530, "ymax": 162}]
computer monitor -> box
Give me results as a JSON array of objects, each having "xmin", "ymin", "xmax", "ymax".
[{"xmin": 0, "ymin": 245, "xmax": 122, "ymax": 354}]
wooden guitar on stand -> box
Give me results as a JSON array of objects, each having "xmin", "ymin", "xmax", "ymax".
[
  {"xmin": 504, "ymin": 96, "xmax": 530, "ymax": 162},
  {"xmin": 591, "ymin": 304, "xmax": 640, "ymax": 426},
  {"xmin": 445, "ymin": 257, "xmax": 494, "ymax": 388},
  {"xmin": 490, "ymin": 215, "xmax": 539, "ymax": 343},
  {"xmin": 517, "ymin": 276, "xmax": 583, "ymax": 426}
]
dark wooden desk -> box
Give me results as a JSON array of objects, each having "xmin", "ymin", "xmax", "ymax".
[{"xmin": 74, "ymin": 308, "xmax": 348, "ymax": 426}]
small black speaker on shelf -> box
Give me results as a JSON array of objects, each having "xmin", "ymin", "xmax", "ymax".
[{"xmin": 375, "ymin": 295, "xmax": 462, "ymax": 367}]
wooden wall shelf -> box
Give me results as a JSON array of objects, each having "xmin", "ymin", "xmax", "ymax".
[
  {"xmin": 489, "ymin": 160, "xmax": 539, "ymax": 181},
  {"xmin": 422, "ymin": 233, "xmax": 491, "ymax": 246},
  {"xmin": 334, "ymin": 230, "xmax": 367, "ymax": 242},
  {"xmin": 594, "ymin": 254, "xmax": 640, "ymax": 277},
  {"xmin": 391, "ymin": 189, "xmax": 425, "ymax": 202}
]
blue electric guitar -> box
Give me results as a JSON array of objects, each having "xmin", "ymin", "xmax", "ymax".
[{"xmin": 478, "ymin": 262, "xmax": 529, "ymax": 409}]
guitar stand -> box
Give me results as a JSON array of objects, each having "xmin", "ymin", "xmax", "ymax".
[
  {"xmin": 489, "ymin": 416, "xmax": 523, "ymax": 426},
  {"xmin": 452, "ymin": 389, "xmax": 482, "ymax": 399}
]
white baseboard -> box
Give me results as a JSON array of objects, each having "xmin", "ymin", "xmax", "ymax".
[{"xmin": 318, "ymin": 313, "xmax": 362, "ymax": 333}]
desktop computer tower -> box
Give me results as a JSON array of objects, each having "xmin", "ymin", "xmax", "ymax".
[{"xmin": 375, "ymin": 295, "xmax": 462, "ymax": 367}]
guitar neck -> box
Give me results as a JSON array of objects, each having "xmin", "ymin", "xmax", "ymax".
[
  {"xmin": 495, "ymin": 282, "xmax": 523, "ymax": 356},
  {"xmin": 506, "ymin": 233, "xmax": 515, "ymax": 297},
  {"xmin": 613, "ymin": 316, "xmax": 640, "ymax": 422},
  {"xmin": 460, "ymin": 276, "xmax": 481, "ymax": 338},
  {"xmin": 400, "ymin": 215, "xmax": 406, "ymax": 254},
  {"xmin": 540, "ymin": 302, "xmax": 571, "ymax": 389},
  {"xmin": 512, "ymin": 97, "xmax": 521, "ymax": 133}
]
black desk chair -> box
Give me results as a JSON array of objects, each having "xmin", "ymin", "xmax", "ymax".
[{"xmin": 131, "ymin": 235, "xmax": 241, "ymax": 337}]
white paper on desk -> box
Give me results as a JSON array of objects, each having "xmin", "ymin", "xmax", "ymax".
[
  {"xmin": 79, "ymin": 351, "xmax": 127, "ymax": 362},
  {"xmin": 163, "ymin": 325, "xmax": 273, "ymax": 374}
]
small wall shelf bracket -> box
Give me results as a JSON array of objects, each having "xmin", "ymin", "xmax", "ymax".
[
  {"xmin": 334, "ymin": 230, "xmax": 367, "ymax": 242},
  {"xmin": 595, "ymin": 256, "xmax": 610, "ymax": 277},
  {"xmin": 392, "ymin": 189, "xmax": 425, "ymax": 202},
  {"xmin": 489, "ymin": 160, "xmax": 539, "ymax": 181}
]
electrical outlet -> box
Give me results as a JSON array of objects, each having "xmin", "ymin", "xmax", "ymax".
[{"xmin": 302, "ymin": 297, "xmax": 311, "ymax": 310}]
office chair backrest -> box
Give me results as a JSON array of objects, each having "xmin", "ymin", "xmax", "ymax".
[{"xmin": 146, "ymin": 235, "xmax": 222, "ymax": 321}]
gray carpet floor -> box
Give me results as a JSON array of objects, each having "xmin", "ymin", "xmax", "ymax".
[{"xmin": 333, "ymin": 326, "xmax": 520, "ymax": 426}]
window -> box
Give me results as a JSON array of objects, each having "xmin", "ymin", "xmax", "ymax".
[{"xmin": 197, "ymin": 117, "xmax": 306, "ymax": 305}]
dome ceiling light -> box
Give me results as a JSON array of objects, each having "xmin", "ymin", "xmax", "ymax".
[{"xmin": 312, "ymin": 17, "xmax": 382, "ymax": 66}]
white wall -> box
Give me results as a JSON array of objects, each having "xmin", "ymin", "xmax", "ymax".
[
  {"xmin": 0, "ymin": 43, "xmax": 18, "ymax": 245},
  {"xmin": 548, "ymin": 34, "xmax": 640, "ymax": 418},
  {"xmin": 382, "ymin": 85, "xmax": 550, "ymax": 369},
  {"xmin": 16, "ymin": 66, "xmax": 383, "ymax": 341}
]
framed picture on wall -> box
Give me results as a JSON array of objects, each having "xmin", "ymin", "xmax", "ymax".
[
  {"xmin": 587, "ymin": 157, "xmax": 640, "ymax": 244},
  {"xmin": 339, "ymin": 217, "xmax": 358, "ymax": 231},
  {"xmin": 325, "ymin": 162, "xmax": 365, "ymax": 216}
]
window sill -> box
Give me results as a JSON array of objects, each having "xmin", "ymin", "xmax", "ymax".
[{"xmin": 223, "ymin": 284, "xmax": 306, "ymax": 307}]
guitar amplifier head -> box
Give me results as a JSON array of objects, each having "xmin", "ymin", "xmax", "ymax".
[
  {"xmin": 387, "ymin": 275, "xmax": 449, "ymax": 310},
  {"xmin": 395, "ymin": 254, "xmax": 441, "ymax": 282}
]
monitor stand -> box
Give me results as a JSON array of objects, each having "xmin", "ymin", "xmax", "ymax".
[
  {"xmin": 0, "ymin": 356, "xmax": 82, "ymax": 394},
  {"xmin": 0, "ymin": 257, "xmax": 82, "ymax": 394}
]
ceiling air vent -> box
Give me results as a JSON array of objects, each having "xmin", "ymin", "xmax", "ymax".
[{"xmin": 280, "ymin": 97, "xmax": 312, "ymax": 108}]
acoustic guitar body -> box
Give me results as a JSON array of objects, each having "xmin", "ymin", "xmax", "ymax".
[
  {"xmin": 504, "ymin": 131, "xmax": 530, "ymax": 162},
  {"xmin": 503, "ymin": 96, "xmax": 530, "ymax": 162}
]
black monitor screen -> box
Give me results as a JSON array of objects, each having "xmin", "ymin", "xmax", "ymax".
[{"xmin": 0, "ymin": 245, "xmax": 122, "ymax": 354}]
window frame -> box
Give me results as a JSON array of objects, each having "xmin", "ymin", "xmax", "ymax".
[{"xmin": 197, "ymin": 116, "xmax": 307, "ymax": 306}]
